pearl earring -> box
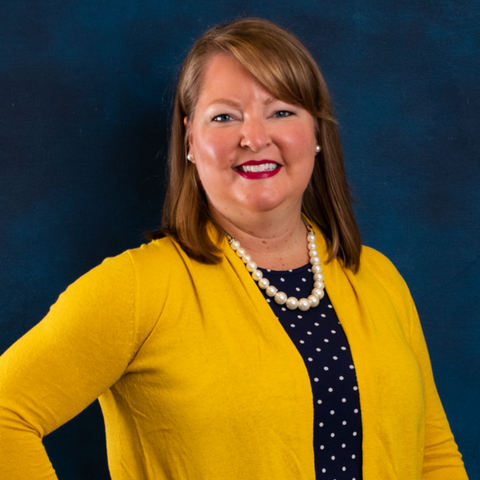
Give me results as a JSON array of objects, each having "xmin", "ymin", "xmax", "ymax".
[
  {"xmin": 187, "ymin": 154, "xmax": 194, "ymax": 163},
  {"xmin": 315, "ymin": 145, "xmax": 321, "ymax": 153}
]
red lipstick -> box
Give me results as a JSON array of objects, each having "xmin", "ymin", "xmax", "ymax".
[{"xmin": 235, "ymin": 160, "xmax": 281, "ymax": 180}]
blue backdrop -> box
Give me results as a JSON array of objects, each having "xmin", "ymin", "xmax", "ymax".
[{"xmin": 1, "ymin": 1, "xmax": 478, "ymax": 478}]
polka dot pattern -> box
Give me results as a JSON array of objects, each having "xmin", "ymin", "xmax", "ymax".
[{"xmin": 258, "ymin": 264, "xmax": 363, "ymax": 479}]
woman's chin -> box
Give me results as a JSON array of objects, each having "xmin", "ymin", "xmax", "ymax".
[{"xmin": 239, "ymin": 196, "xmax": 299, "ymax": 215}]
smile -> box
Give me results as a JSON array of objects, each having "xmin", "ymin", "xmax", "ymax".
[
  {"xmin": 235, "ymin": 161, "xmax": 281, "ymax": 180},
  {"xmin": 237, "ymin": 163, "xmax": 279, "ymax": 173}
]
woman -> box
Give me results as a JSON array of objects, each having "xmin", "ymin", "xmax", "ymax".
[{"xmin": 0, "ymin": 18, "xmax": 468, "ymax": 480}]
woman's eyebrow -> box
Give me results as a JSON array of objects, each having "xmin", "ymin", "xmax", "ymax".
[
  {"xmin": 208, "ymin": 98, "xmax": 241, "ymax": 108},
  {"xmin": 208, "ymin": 97, "xmax": 281, "ymax": 108}
]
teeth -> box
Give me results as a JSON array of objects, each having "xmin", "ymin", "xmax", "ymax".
[{"xmin": 238, "ymin": 163, "xmax": 278, "ymax": 173}]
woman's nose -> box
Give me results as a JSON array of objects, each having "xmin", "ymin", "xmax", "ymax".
[{"xmin": 239, "ymin": 117, "xmax": 271, "ymax": 152}]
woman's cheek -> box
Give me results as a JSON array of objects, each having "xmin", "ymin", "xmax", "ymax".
[{"xmin": 199, "ymin": 134, "xmax": 234, "ymax": 167}]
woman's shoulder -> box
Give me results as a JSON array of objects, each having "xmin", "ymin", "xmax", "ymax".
[
  {"xmin": 357, "ymin": 244, "xmax": 412, "ymax": 300},
  {"xmin": 359, "ymin": 244, "xmax": 397, "ymax": 271},
  {"xmin": 99, "ymin": 236, "xmax": 186, "ymax": 275},
  {"xmin": 125, "ymin": 236, "xmax": 178, "ymax": 260},
  {"xmin": 59, "ymin": 237, "xmax": 186, "ymax": 303}
]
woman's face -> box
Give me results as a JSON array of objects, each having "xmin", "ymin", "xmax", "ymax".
[{"xmin": 186, "ymin": 54, "xmax": 317, "ymax": 225}]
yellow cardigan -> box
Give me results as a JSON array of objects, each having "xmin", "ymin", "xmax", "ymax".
[{"xmin": 0, "ymin": 226, "xmax": 467, "ymax": 479}]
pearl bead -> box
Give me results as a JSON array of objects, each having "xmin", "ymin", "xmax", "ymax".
[
  {"xmin": 308, "ymin": 242, "xmax": 317, "ymax": 250},
  {"xmin": 258, "ymin": 277, "xmax": 270, "ymax": 289},
  {"xmin": 309, "ymin": 250, "xmax": 319, "ymax": 258},
  {"xmin": 314, "ymin": 273, "xmax": 324, "ymax": 281},
  {"xmin": 308, "ymin": 295, "xmax": 320, "ymax": 307},
  {"xmin": 274, "ymin": 292, "xmax": 287, "ymax": 305},
  {"xmin": 251, "ymin": 269, "xmax": 263, "ymax": 281},
  {"xmin": 298, "ymin": 298, "xmax": 310, "ymax": 311},
  {"xmin": 246, "ymin": 261, "xmax": 257, "ymax": 272},
  {"xmin": 286, "ymin": 297, "xmax": 299, "ymax": 310},
  {"xmin": 307, "ymin": 233, "xmax": 316, "ymax": 243},
  {"xmin": 230, "ymin": 240, "xmax": 240, "ymax": 251},
  {"xmin": 312, "ymin": 288, "xmax": 325, "ymax": 299},
  {"xmin": 314, "ymin": 281, "xmax": 325, "ymax": 290},
  {"xmin": 310, "ymin": 256, "xmax": 321, "ymax": 265},
  {"xmin": 236, "ymin": 247, "xmax": 246, "ymax": 257},
  {"xmin": 242, "ymin": 253, "xmax": 252, "ymax": 263},
  {"xmin": 266, "ymin": 285, "xmax": 278, "ymax": 297},
  {"xmin": 311, "ymin": 265, "xmax": 322, "ymax": 274}
]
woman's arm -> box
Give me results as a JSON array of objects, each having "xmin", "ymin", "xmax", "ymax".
[
  {"xmin": 407, "ymin": 299, "xmax": 469, "ymax": 479},
  {"xmin": 0, "ymin": 252, "xmax": 138, "ymax": 479},
  {"xmin": 380, "ymin": 254, "xmax": 469, "ymax": 479},
  {"xmin": 357, "ymin": 246, "xmax": 469, "ymax": 479}
]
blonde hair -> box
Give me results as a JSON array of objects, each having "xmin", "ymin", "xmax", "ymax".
[{"xmin": 152, "ymin": 17, "xmax": 362, "ymax": 272}]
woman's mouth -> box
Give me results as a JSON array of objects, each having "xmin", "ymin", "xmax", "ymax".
[
  {"xmin": 235, "ymin": 161, "xmax": 281, "ymax": 179},
  {"xmin": 237, "ymin": 163, "xmax": 279, "ymax": 173}
]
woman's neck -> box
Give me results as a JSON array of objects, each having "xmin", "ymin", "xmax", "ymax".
[{"xmin": 212, "ymin": 206, "xmax": 311, "ymax": 270}]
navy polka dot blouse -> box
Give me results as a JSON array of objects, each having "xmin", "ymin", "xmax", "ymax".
[{"xmin": 258, "ymin": 264, "xmax": 363, "ymax": 480}]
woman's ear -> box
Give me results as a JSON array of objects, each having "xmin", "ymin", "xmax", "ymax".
[
  {"xmin": 184, "ymin": 117, "xmax": 195, "ymax": 163},
  {"xmin": 184, "ymin": 116, "xmax": 193, "ymax": 148}
]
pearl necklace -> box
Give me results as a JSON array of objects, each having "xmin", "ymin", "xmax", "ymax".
[{"xmin": 227, "ymin": 226, "xmax": 325, "ymax": 311}]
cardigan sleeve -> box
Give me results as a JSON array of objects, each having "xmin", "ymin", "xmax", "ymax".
[
  {"xmin": 407, "ymin": 292, "xmax": 468, "ymax": 479},
  {"xmin": 0, "ymin": 252, "xmax": 139, "ymax": 479},
  {"xmin": 377, "ymin": 252, "xmax": 468, "ymax": 479}
]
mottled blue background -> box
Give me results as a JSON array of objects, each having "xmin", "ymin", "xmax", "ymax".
[{"xmin": 1, "ymin": 1, "xmax": 479, "ymax": 478}]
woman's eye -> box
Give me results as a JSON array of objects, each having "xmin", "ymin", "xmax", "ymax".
[
  {"xmin": 274, "ymin": 110, "xmax": 293, "ymax": 118},
  {"xmin": 212, "ymin": 114, "xmax": 233, "ymax": 122}
]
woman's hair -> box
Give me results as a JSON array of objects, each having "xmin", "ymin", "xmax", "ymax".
[{"xmin": 150, "ymin": 17, "xmax": 362, "ymax": 272}]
